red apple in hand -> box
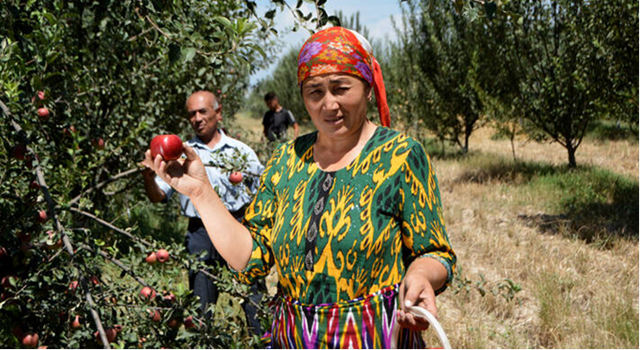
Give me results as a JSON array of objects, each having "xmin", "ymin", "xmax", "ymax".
[
  {"xmin": 150, "ymin": 135, "xmax": 183, "ymax": 161},
  {"xmin": 145, "ymin": 252, "xmax": 157, "ymax": 264},
  {"xmin": 156, "ymin": 249, "xmax": 169, "ymax": 263},
  {"xmin": 140, "ymin": 286, "xmax": 156, "ymax": 300},
  {"xmin": 37, "ymin": 108, "xmax": 50, "ymax": 120},
  {"xmin": 21, "ymin": 333, "xmax": 39, "ymax": 348},
  {"xmin": 229, "ymin": 172, "xmax": 243, "ymax": 184}
]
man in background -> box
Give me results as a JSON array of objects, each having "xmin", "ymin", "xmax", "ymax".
[
  {"xmin": 262, "ymin": 92, "xmax": 299, "ymax": 142},
  {"xmin": 141, "ymin": 90, "xmax": 264, "ymax": 336}
]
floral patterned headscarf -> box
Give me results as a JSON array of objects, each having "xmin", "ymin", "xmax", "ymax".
[{"xmin": 297, "ymin": 26, "xmax": 391, "ymax": 127}]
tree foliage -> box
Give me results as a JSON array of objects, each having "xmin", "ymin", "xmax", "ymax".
[{"xmin": 0, "ymin": 0, "xmax": 334, "ymax": 348}]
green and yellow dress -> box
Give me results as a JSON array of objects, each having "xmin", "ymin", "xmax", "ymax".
[{"xmin": 234, "ymin": 127, "xmax": 456, "ymax": 348}]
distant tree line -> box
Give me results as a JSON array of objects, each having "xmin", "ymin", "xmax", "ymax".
[{"xmin": 249, "ymin": 0, "xmax": 638, "ymax": 168}]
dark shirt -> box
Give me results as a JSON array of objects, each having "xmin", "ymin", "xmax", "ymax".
[{"xmin": 263, "ymin": 108, "xmax": 296, "ymax": 141}]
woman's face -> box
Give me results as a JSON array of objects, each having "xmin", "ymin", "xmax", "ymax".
[{"xmin": 302, "ymin": 73, "xmax": 372, "ymax": 140}]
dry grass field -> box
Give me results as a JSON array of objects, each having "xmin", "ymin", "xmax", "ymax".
[{"xmin": 229, "ymin": 112, "xmax": 639, "ymax": 348}]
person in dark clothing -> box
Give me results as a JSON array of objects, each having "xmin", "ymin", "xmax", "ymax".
[{"xmin": 262, "ymin": 92, "xmax": 300, "ymax": 141}]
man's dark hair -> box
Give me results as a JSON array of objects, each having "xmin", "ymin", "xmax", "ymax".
[{"xmin": 264, "ymin": 92, "xmax": 277, "ymax": 102}]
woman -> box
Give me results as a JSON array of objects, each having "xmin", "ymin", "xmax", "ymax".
[{"xmin": 146, "ymin": 27, "xmax": 455, "ymax": 348}]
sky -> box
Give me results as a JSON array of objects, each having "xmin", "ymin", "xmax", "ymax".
[{"xmin": 249, "ymin": 0, "xmax": 405, "ymax": 86}]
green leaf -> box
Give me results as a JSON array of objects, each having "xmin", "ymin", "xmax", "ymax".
[
  {"xmin": 181, "ymin": 47, "xmax": 196, "ymax": 63},
  {"xmin": 265, "ymin": 9, "xmax": 276, "ymax": 20},
  {"xmin": 215, "ymin": 16, "xmax": 233, "ymax": 31}
]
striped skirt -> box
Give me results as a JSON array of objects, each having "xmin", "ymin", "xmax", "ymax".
[{"xmin": 267, "ymin": 284, "xmax": 425, "ymax": 349}]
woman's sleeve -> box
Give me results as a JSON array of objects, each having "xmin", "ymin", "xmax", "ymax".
[
  {"xmin": 400, "ymin": 142, "xmax": 456, "ymax": 293},
  {"xmin": 230, "ymin": 146, "xmax": 282, "ymax": 285}
]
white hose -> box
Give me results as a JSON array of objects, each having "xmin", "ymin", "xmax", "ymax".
[{"xmin": 392, "ymin": 306, "xmax": 451, "ymax": 349}]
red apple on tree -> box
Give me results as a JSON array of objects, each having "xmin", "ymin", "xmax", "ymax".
[
  {"xmin": 145, "ymin": 252, "xmax": 157, "ymax": 265},
  {"xmin": 37, "ymin": 108, "xmax": 50, "ymax": 120},
  {"xmin": 0, "ymin": 247, "xmax": 8, "ymax": 259},
  {"xmin": 21, "ymin": 333, "xmax": 39, "ymax": 348},
  {"xmin": 45, "ymin": 231, "xmax": 63, "ymax": 250},
  {"xmin": 89, "ymin": 276, "xmax": 100, "ymax": 285},
  {"xmin": 36, "ymin": 210, "xmax": 48, "ymax": 224},
  {"xmin": 2, "ymin": 275, "xmax": 17, "ymax": 289},
  {"xmin": 167, "ymin": 318, "xmax": 181, "ymax": 329},
  {"xmin": 148, "ymin": 308, "xmax": 161, "ymax": 322},
  {"xmin": 156, "ymin": 249, "xmax": 169, "ymax": 263},
  {"xmin": 94, "ymin": 328, "xmax": 117, "ymax": 344},
  {"xmin": 93, "ymin": 138, "xmax": 105, "ymax": 150},
  {"xmin": 150, "ymin": 135, "xmax": 183, "ymax": 161},
  {"xmin": 162, "ymin": 291, "xmax": 176, "ymax": 304},
  {"xmin": 68, "ymin": 280, "xmax": 79, "ymax": 293},
  {"xmin": 71, "ymin": 315, "xmax": 82, "ymax": 329},
  {"xmin": 12, "ymin": 144, "xmax": 26, "ymax": 160},
  {"xmin": 140, "ymin": 286, "xmax": 156, "ymax": 300},
  {"xmin": 229, "ymin": 172, "xmax": 243, "ymax": 184},
  {"xmin": 30, "ymin": 180, "xmax": 40, "ymax": 190},
  {"xmin": 184, "ymin": 316, "xmax": 197, "ymax": 329}
]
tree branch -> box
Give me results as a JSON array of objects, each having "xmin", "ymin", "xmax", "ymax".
[{"xmin": 68, "ymin": 168, "xmax": 143, "ymax": 206}]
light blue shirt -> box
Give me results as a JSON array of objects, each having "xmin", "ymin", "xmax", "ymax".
[{"xmin": 155, "ymin": 129, "xmax": 264, "ymax": 218}]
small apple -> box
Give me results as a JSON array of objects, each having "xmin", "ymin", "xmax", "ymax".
[
  {"xmin": 156, "ymin": 249, "xmax": 169, "ymax": 263},
  {"xmin": 162, "ymin": 291, "xmax": 176, "ymax": 304},
  {"xmin": 94, "ymin": 328, "xmax": 117, "ymax": 344},
  {"xmin": 93, "ymin": 138, "xmax": 105, "ymax": 150},
  {"xmin": 89, "ymin": 276, "xmax": 100, "ymax": 285},
  {"xmin": 12, "ymin": 144, "xmax": 26, "ymax": 160},
  {"xmin": 68, "ymin": 280, "xmax": 79, "ymax": 293},
  {"xmin": 30, "ymin": 180, "xmax": 40, "ymax": 190},
  {"xmin": 45, "ymin": 231, "xmax": 63, "ymax": 250},
  {"xmin": 0, "ymin": 247, "xmax": 8, "ymax": 259},
  {"xmin": 36, "ymin": 210, "xmax": 48, "ymax": 224},
  {"xmin": 37, "ymin": 108, "xmax": 50, "ymax": 120},
  {"xmin": 145, "ymin": 252, "xmax": 157, "ymax": 265},
  {"xmin": 37, "ymin": 91, "xmax": 46, "ymax": 101},
  {"xmin": 21, "ymin": 333, "xmax": 39, "ymax": 348},
  {"xmin": 139, "ymin": 286, "xmax": 156, "ymax": 300},
  {"xmin": 1, "ymin": 275, "xmax": 17, "ymax": 289},
  {"xmin": 229, "ymin": 172, "xmax": 243, "ymax": 184},
  {"xmin": 167, "ymin": 318, "xmax": 181, "ymax": 329},
  {"xmin": 184, "ymin": 315, "xmax": 196, "ymax": 329},
  {"xmin": 148, "ymin": 308, "xmax": 161, "ymax": 322},
  {"xmin": 113, "ymin": 325, "xmax": 123, "ymax": 333},
  {"xmin": 71, "ymin": 315, "xmax": 82, "ymax": 329},
  {"xmin": 150, "ymin": 135, "xmax": 183, "ymax": 161}
]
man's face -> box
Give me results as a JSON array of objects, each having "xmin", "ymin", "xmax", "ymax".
[
  {"xmin": 186, "ymin": 93, "xmax": 221, "ymax": 139},
  {"xmin": 265, "ymin": 98, "xmax": 279, "ymax": 111}
]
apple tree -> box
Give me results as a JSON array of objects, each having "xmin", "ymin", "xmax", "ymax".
[{"xmin": 0, "ymin": 0, "xmax": 334, "ymax": 348}]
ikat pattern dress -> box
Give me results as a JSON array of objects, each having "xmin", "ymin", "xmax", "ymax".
[{"xmin": 233, "ymin": 127, "xmax": 456, "ymax": 348}]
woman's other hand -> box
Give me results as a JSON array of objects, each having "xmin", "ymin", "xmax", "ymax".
[
  {"xmin": 143, "ymin": 144, "xmax": 210, "ymax": 199},
  {"xmin": 397, "ymin": 257, "xmax": 448, "ymax": 330}
]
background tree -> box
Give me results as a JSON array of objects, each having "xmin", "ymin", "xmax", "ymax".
[{"xmin": 393, "ymin": 0, "xmax": 485, "ymax": 154}]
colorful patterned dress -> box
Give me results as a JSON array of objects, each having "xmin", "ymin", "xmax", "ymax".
[{"xmin": 233, "ymin": 127, "xmax": 456, "ymax": 348}]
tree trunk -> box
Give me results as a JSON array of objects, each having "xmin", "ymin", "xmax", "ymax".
[
  {"xmin": 567, "ymin": 145, "xmax": 577, "ymax": 168},
  {"xmin": 462, "ymin": 128, "xmax": 471, "ymax": 155}
]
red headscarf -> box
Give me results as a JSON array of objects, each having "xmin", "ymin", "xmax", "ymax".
[{"xmin": 297, "ymin": 27, "xmax": 391, "ymax": 128}]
